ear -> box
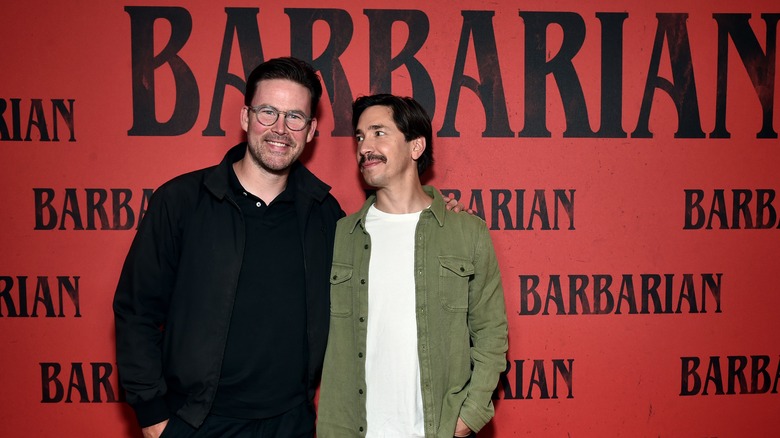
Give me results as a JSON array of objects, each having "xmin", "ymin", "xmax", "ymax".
[
  {"xmin": 240, "ymin": 106, "xmax": 250, "ymax": 133},
  {"xmin": 411, "ymin": 137, "xmax": 426, "ymax": 160},
  {"xmin": 306, "ymin": 117, "xmax": 318, "ymax": 143}
]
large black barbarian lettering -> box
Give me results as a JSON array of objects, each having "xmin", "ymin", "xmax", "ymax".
[
  {"xmin": 0, "ymin": 98, "xmax": 75, "ymax": 142},
  {"xmin": 126, "ymin": 7, "xmax": 199, "ymax": 136},
  {"xmin": 494, "ymin": 359, "xmax": 574, "ymax": 400},
  {"xmin": 0, "ymin": 276, "xmax": 80, "ymax": 317},
  {"xmin": 126, "ymin": 7, "xmax": 436, "ymax": 137},
  {"xmin": 440, "ymin": 188, "xmax": 575, "ymax": 230},
  {"xmin": 40, "ymin": 362, "xmax": 123, "ymax": 403},
  {"xmin": 713, "ymin": 14, "xmax": 780, "ymax": 139},
  {"xmin": 203, "ymin": 8, "xmax": 264, "ymax": 136},
  {"xmin": 365, "ymin": 10, "xmax": 435, "ymax": 125},
  {"xmin": 126, "ymin": 8, "xmax": 778, "ymax": 139},
  {"xmin": 518, "ymin": 12, "xmax": 628, "ymax": 138},
  {"xmin": 439, "ymin": 11, "xmax": 512, "ymax": 138},
  {"xmin": 33, "ymin": 188, "xmax": 153, "ymax": 231},
  {"xmin": 681, "ymin": 356, "xmax": 780, "ymax": 395},
  {"xmin": 287, "ymin": 8, "xmax": 355, "ymax": 136},
  {"xmin": 519, "ymin": 273, "xmax": 723, "ymax": 315},
  {"xmin": 684, "ymin": 189, "xmax": 779, "ymax": 230},
  {"xmin": 633, "ymin": 14, "xmax": 706, "ymax": 138}
]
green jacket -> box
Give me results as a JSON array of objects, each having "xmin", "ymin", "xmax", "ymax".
[{"xmin": 317, "ymin": 186, "xmax": 508, "ymax": 438}]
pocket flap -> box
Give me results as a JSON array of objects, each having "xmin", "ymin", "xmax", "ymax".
[
  {"xmin": 330, "ymin": 264, "xmax": 353, "ymax": 285},
  {"xmin": 438, "ymin": 256, "xmax": 474, "ymax": 277}
]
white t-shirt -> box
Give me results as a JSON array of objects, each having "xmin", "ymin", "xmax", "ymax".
[{"xmin": 364, "ymin": 204, "xmax": 425, "ymax": 438}]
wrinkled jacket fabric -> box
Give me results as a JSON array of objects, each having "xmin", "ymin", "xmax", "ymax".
[
  {"xmin": 113, "ymin": 144, "xmax": 343, "ymax": 428},
  {"xmin": 317, "ymin": 186, "xmax": 508, "ymax": 438}
]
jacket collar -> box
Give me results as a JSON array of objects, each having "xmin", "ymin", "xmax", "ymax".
[
  {"xmin": 345, "ymin": 185, "xmax": 445, "ymax": 233},
  {"xmin": 204, "ymin": 143, "xmax": 332, "ymax": 203}
]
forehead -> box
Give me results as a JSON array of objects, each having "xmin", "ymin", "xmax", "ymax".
[
  {"xmin": 356, "ymin": 105, "xmax": 396, "ymax": 131},
  {"xmin": 252, "ymin": 78, "xmax": 312, "ymax": 113}
]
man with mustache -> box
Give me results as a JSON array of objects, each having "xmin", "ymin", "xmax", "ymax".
[{"xmin": 317, "ymin": 94, "xmax": 508, "ymax": 438}]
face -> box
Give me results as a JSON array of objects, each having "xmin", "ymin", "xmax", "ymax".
[
  {"xmin": 241, "ymin": 78, "xmax": 317, "ymax": 174},
  {"xmin": 355, "ymin": 105, "xmax": 423, "ymax": 189}
]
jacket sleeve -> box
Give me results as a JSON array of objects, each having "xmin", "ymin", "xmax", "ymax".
[
  {"xmin": 112, "ymin": 185, "xmax": 180, "ymax": 428},
  {"xmin": 459, "ymin": 223, "xmax": 509, "ymax": 432}
]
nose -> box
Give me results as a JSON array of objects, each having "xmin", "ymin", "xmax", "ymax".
[
  {"xmin": 356, "ymin": 139, "xmax": 370, "ymax": 164},
  {"xmin": 358, "ymin": 146, "xmax": 373, "ymax": 165},
  {"xmin": 271, "ymin": 112, "xmax": 288, "ymax": 133},
  {"xmin": 357, "ymin": 136, "xmax": 373, "ymax": 156}
]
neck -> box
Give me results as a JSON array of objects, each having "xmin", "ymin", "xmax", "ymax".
[
  {"xmin": 233, "ymin": 158, "xmax": 289, "ymax": 203},
  {"xmin": 374, "ymin": 182, "xmax": 431, "ymax": 214}
]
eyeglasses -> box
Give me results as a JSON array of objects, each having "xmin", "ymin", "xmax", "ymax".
[{"xmin": 246, "ymin": 105, "xmax": 312, "ymax": 131}]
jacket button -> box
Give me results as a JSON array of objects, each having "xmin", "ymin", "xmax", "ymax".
[
  {"xmin": 332, "ymin": 275, "xmax": 338, "ymax": 280},
  {"xmin": 359, "ymin": 389, "xmax": 364, "ymax": 394},
  {"xmin": 460, "ymin": 267, "xmax": 465, "ymax": 272},
  {"xmin": 361, "ymin": 279, "xmax": 366, "ymax": 284},
  {"xmin": 358, "ymin": 352, "xmax": 363, "ymax": 358},
  {"xmin": 364, "ymin": 244, "xmax": 369, "ymax": 249},
  {"xmin": 359, "ymin": 317, "xmax": 365, "ymax": 322}
]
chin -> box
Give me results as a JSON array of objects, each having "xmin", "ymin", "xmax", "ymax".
[{"xmin": 362, "ymin": 177, "xmax": 384, "ymax": 188}]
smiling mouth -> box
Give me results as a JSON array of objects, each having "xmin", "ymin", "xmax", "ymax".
[{"xmin": 266, "ymin": 139, "xmax": 291, "ymax": 149}]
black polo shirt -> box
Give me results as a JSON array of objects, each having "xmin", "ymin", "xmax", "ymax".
[{"xmin": 211, "ymin": 166, "xmax": 307, "ymax": 418}]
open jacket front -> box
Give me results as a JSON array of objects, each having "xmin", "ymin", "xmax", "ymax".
[{"xmin": 318, "ymin": 186, "xmax": 509, "ymax": 438}]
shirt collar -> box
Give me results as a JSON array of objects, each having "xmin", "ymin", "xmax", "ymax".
[{"xmin": 346, "ymin": 185, "xmax": 445, "ymax": 233}]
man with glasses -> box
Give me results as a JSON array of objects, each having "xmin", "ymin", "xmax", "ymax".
[{"xmin": 113, "ymin": 57, "xmax": 342, "ymax": 437}]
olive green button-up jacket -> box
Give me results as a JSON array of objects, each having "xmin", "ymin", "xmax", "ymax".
[{"xmin": 317, "ymin": 186, "xmax": 509, "ymax": 438}]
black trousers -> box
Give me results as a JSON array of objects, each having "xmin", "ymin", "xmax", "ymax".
[{"xmin": 160, "ymin": 401, "xmax": 315, "ymax": 438}]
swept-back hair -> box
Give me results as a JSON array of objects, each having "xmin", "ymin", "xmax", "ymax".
[{"xmin": 352, "ymin": 94, "xmax": 434, "ymax": 176}]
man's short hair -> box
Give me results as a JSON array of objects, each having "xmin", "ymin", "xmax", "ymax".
[
  {"xmin": 244, "ymin": 57, "xmax": 323, "ymax": 116},
  {"xmin": 352, "ymin": 94, "xmax": 434, "ymax": 176}
]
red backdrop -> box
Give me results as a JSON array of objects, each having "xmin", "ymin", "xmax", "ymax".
[{"xmin": 1, "ymin": 0, "xmax": 778, "ymax": 436}]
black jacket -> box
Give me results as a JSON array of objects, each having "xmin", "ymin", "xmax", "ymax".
[{"xmin": 113, "ymin": 144, "xmax": 344, "ymax": 428}]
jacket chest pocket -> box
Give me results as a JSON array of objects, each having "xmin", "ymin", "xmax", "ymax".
[
  {"xmin": 438, "ymin": 256, "xmax": 474, "ymax": 312},
  {"xmin": 329, "ymin": 263, "xmax": 354, "ymax": 317}
]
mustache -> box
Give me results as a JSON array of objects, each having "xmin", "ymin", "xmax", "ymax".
[{"xmin": 360, "ymin": 153, "xmax": 387, "ymax": 166}]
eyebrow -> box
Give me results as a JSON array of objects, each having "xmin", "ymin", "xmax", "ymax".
[
  {"xmin": 355, "ymin": 124, "xmax": 389, "ymax": 135},
  {"xmin": 256, "ymin": 104, "xmax": 308, "ymax": 115}
]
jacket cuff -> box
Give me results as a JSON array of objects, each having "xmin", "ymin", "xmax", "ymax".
[
  {"xmin": 131, "ymin": 397, "xmax": 171, "ymax": 428},
  {"xmin": 459, "ymin": 398, "xmax": 494, "ymax": 433}
]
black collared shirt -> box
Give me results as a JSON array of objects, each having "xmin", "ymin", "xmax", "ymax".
[{"xmin": 211, "ymin": 166, "xmax": 307, "ymax": 418}]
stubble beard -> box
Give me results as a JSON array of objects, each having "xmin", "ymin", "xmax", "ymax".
[{"xmin": 248, "ymin": 133, "xmax": 302, "ymax": 174}]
